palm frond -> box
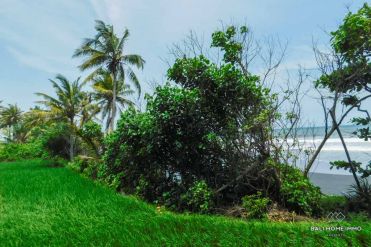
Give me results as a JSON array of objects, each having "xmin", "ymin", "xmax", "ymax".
[
  {"xmin": 122, "ymin": 54, "xmax": 145, "ymax": 69},
  {"xmin": 125, "ymin": 67, "xmax": 141, "ymax": 96}
]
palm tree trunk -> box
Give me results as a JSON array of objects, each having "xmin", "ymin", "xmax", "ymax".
[
  {"xmin": 69, "ymin": 134, "xmax": 74, "ymax": 161},
  {"xmin": 69, "ymin": 118, "xmax": 75, "ymax": 161},
  {"xmin": 105, "ymin": 105, "xmax": 112, "ymax": 134},
  {"xmin": 109, "ymin": 70, "xmax": 117, "ymax": 132}
]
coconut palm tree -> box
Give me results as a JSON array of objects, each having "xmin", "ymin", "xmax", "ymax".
[
  {"xmin": 0, "ymin": 104, "xmax": 23, "ymax": 142},
  {"xmin": 36, "ymin": 74, "xmax": 87, "ymax": 160},
  {"xmin": 73, "ymin": 20, "xmax": 144, "ymax": 132},
  {"xmin": 91, "ymin": 69, "xmax": 135, "ymax": 132}
]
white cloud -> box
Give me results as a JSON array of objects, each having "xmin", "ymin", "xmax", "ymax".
[
  {"xmin": 0, "ymin": 1, "xmax": 88, "ymax": 76},
  {"xmin": 6, "ymin": 46, "xmax": 61, "ymax": 74}
]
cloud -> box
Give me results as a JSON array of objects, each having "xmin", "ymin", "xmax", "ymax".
[
  {"xmin": 6, "ymin": 47, "xmax": 59, "ymax": 74},
  {"xmin": 0, "ymin": 1, "xmax": 88, "ymax": 76}
]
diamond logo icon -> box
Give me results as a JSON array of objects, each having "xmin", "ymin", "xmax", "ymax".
[{"xmin": 327, "ymin": 212, "xmax": 346, "ymax": 222}]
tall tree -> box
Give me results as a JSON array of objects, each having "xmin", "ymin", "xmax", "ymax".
[
  {"xmin": 304, "ymin": 3, "xmax": 371, "ymax": 176},
  {"xmin": 73, "ymin": 20, "xmax": 144, "ymax": 131},
  {"xmin": 36, "ymin": 74, "xmax": 87, "ymax": 160},
  {"xmin": 91, "ymin": 69, "xmax": 135, "ymax": 132}
]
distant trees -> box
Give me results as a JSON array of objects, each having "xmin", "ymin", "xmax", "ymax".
[
  {"xmin": 36, "ymin": 75, "xmax": 89, "ymax": 160},
  {"xmin": 74, "ymin": 20, "xmax": 144, "ymax": 131},
  {"xmin": 0, "ymin": 20, "xmax": 145, "ymax": 161},
  {"xmin": 0, "ymin": 104, "xmax": 23, "ymax": 142}
]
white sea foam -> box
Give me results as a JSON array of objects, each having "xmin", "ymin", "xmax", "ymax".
[
  {"xmin": 277, "ymin": 130, "xmax": 371, "ymax": 174},
  {"xmin": 283, "ymin": 137, "xmax": 369, "ymax": 144},
  {"xmin": 295, "ymin": 146, "xmax": 371, "ymax": 152},
  {"xmin": 279, "ymin": 137, "xmax": 371, "ymax": 151}
]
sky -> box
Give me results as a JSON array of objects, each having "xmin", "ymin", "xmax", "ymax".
[{"xmin": 0, "ymin": 0, "xmax": 368, "ymax": 126}]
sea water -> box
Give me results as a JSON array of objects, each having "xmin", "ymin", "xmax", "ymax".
[
  {"xmin": 281, "ymin": 125, "xmax": 371, "ymax": 194},
  {"xmin": 291, "ymin": 125, "xmax": 371, "ymax": 175}
]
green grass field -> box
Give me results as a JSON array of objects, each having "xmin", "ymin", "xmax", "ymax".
[{"xmin": 0, "ymin": 160, "xmax": 369, "ymax": 246}]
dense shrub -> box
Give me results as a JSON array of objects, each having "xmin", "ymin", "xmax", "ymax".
[
  {"xmin": 278, "ymin": 164, "xmax": 321, "ymax": 216},
  {"xmin": 318, "ymin": 195, "xmax": 347, "ymax": 216},
  {"xmin": 345, "ymin": 180, "xmax": 371, "ymax": 216},
  {"xmin": 102, "ymin": 26, "xmax": 286, "ymax": 213},
  {"xmin": 68, "ymin": 156, "xmax": 103, "ymax": 179},
  {"xmin": 242, "ymin": 192, "xmax": 270, "ymax": 219},
  {"xmin": 31, "ymin": 123, "xmax": 72, "ymax": 159},
  {"xmin": 182, "ymin": 180, "xmax": 213, "ymax": 214},
  {"xmin": 79, "ymin": 121, "xmax": 104, "ymax": 157},
  {"xmin": 0, "ymin": 123, "xmax": 75, "ymax": 162},
  {"xmin": 0, "ymin": 142, "xmax": 45, "ymax": 161}
]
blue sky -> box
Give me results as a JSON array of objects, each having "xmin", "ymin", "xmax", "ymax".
[{"xmin": 0, "ymin": 0, "xmax": 367, "ymax": 125}]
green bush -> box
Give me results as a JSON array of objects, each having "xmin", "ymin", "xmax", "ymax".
[
  {"xmin": 103, "ymin": 25, "xmax": 278, "ymax": 213},
  {"xmin": 242, "ymin": 192, "xmax": 270, "ymax": 219},
  {"xmin": 37, "ymin": 123, "xmax": 71, "ymax": 159},
  {"xmin": 346, "ymin": 180, "xmax": 371, "ymax": 216},
  {"xmin": 68, "ymin": 156, "xmax": 102, "ymax": 179},
  {"xmin": 0, "ymin": 142, "xmax": 46, "ymax": 161},
  {"xmin": 182, "ymin": 180, "xmax": 213, "ymax": 213},
  {"xmin": 135, "ymin": 176, "xmax": 149, "ymax": 198},
  {"xmin": 278, "ymin": 164, "xmax": 321, "ymax": 216},
  {"xmin": 319, "ymin": 195, "xmax": 347, "ymax": 216},
  {"xmin": 79, "ymin": 121, "xmax": 104, "ymax": 157}
]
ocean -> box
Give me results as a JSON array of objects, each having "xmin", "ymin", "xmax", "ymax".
[{"xmin": 283, "ymin": 125, "xmax": 371, "ymax": 195}]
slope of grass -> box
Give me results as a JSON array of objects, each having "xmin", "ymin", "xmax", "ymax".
[{"xmin": 0, "ymin": 160, "xmax": 369, "ymax": 246}]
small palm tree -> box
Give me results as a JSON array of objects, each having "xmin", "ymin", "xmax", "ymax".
[
  {"xmin": 73, "ymin": 20, "xmax": 144, "ymax": 131},
  {"xmin": 36, "ymin": 74, "xmax": 87, "ymax": 160},
  {"xmin": 0, "ymin": 104, "xmax": 23, "ymax": 142},
  {"xmin": 92, "ymin": 69, "xmax": 135, "ymax": 132}
]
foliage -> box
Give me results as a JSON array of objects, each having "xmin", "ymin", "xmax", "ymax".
[
  {"xmin": 0, "ymin": 142, "xmax": 45, "ymax": 161},
  {"xmin": 73, "ymin": 20, "xmax": 144, "ymax": 131},
  {"xmin": 103, "ymin": 108, "xmax": 159, "ymax": 197},
  {"xmin": 91, "ymin": 69, "xmax": 135, "ymax": 131},
  {"xmin": 318, "ymin": 195, "xmax": 347, "ymax": 215},
  {"xmin": 182, "ymin": 180, "xmax": 213, "ymax": 214},
  {"xmin": 330, "ymin": 160, "xmax": 370, "ymax": 179},
  {"xmin": 331, "ymin": 3, "xmax": 370, "ymax": 63},
  {"xmin": 317, "ymin": 3, "xmax": 370, "ymax": 93},
  {"xmin": 346, "ymin": 179, "xmax": 371, "ymax": 216},
  {"xmin": 242, "ymin": 192, "xmax": 270, "ymax": 219},
  {"xmin": 68, "ymin": 155, "xmax": 102, "ymax": 179},
  {"xmin": 0, "ymin": 104, "xmax": 23, "ymax": 142},
  {"xmin": 36, "ymin": 74, "xmax": 99, "ymax": 160},
  {"xmin": 211, "ymin": 26, "xmax": 247, "ymax": 64},
  {"xmin": 315, "ymin": 4, "xmax": 371, "ymax": 212},
  {"xmin": 33, "ymin": 122, "xmax": 72, "ymax": 160},
  {"xmin": 278, "ymin": 164, "xmax": 321, "ymax": 216},
  {"xmin": 36, "ymin": 75, "xmax": 88, "ymax": 125},
  {"xmin": 134, "ymin": 175, "xmax": 150, "ymax": 198},
  {"xmin": 103, "ymin": 25, "xmax": 280, "ymax": 213},
  {"xmin": 79, "ymin": 120, "xmax": 104, "ymax": 157}
]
